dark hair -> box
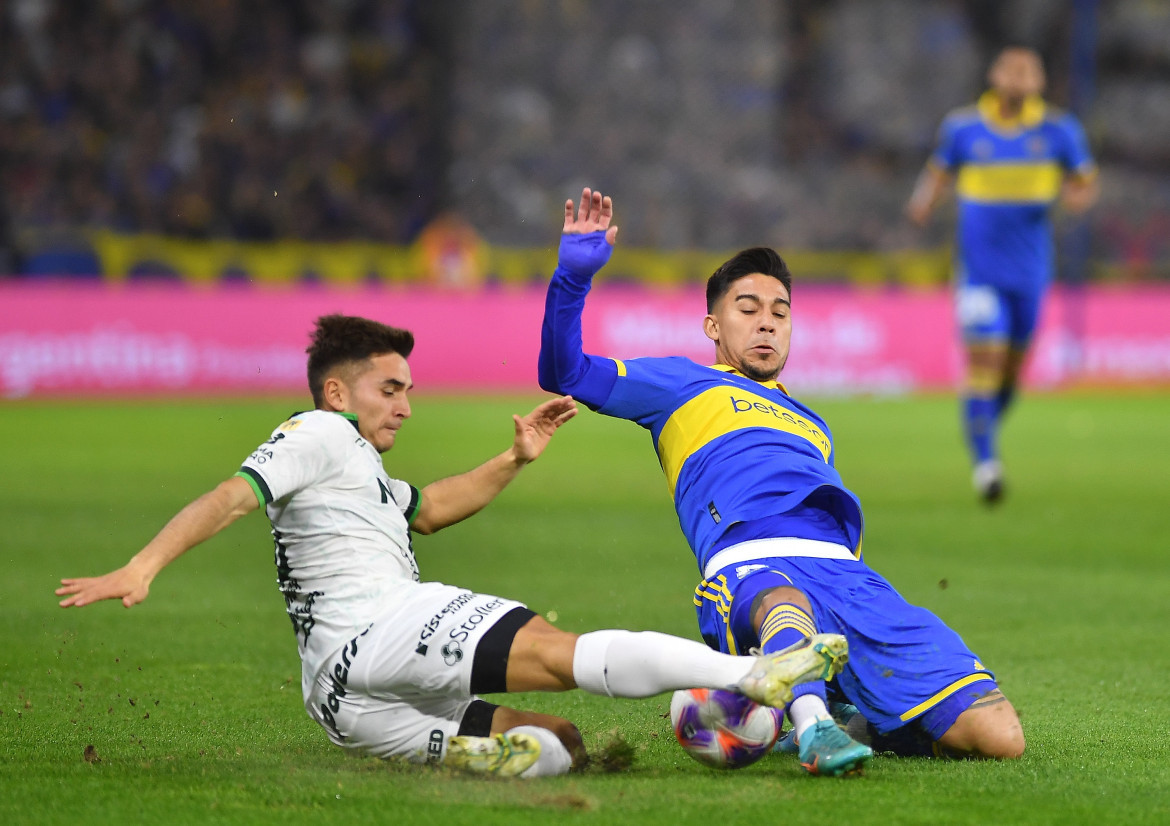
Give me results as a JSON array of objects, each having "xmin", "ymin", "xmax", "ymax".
[
  {"xmin": 995, "ymin": 44, "xmax": 1042, "ymax": 60},
  {"xmin": 306, "ymin": 314, "xmax": 414, "ymax": 407},
  {"xmin": 706, "ymin": 247, "xmax": 792, "ymax": 312},
  {"xmin": 992, "ymin": 44, "xmax": 1045, "ymax": 70}
]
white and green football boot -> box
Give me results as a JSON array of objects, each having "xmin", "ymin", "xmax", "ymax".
[
  {"xmin": 736, "ymin": 633, "xmax": 849, "ymax": 709},
  {"xmin": 445, "ymin": 732, "xmax": 541, "ymax": 778}
]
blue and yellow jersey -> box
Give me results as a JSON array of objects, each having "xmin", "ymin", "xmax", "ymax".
[
  {"xmin": 539, "ymin": 290, "xmax": 865, "ymax": 572},
  {"xmin": 540, "ymin": 246, "xmax": 865, "ymax": 573},
  {"xmin": 930, "ymin": 91, "xmax": 1095, "ymax": 288},
  {"xmin": 598, "ymin": 357, "xmax": 863, "ymax": 569}
]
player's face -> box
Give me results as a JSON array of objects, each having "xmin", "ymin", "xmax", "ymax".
[
  {"xmin": 989, "ymin": 49, "xmax": 1045, "ymax": 102},
  {"xmin": 345, "ymin": 352, "xmax": 413, "ymax": 452},
  {"xmin": 703, "ymin": 273, "xmax": 791, "ymax": 382}
]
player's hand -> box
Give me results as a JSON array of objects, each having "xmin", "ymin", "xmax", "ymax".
[
  {"xmin": 57, "ymin": 563, "xmax": 152, "ymax": 608},
  {"xmin": 563, "ymin": 187, "xmax": 618, "ymax": 241},
  {"xmin": 558, "ymin": 187, "xmax": 619, "ymax": 277},
  {"xmin": 1060, "ymin": 174, "xmax": 1099, "ymax": 215},
  {"xmin": 905, "ymin": 165, "xmax": 949, "ymax": 228},
  {"xmin": 512, "ymin": 395, "xmax": 578, "ymax": 464},
  {"xmin": 904, "ymin": 198, "xmax": 931, "ymax": 228}
]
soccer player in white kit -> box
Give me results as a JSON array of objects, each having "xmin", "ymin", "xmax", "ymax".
[{"xmin": 58, "ymin": 314, "xmax": 849, "ymax": 778}]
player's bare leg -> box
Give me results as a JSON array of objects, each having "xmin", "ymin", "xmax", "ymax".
[
  {"xmin": 843, "ymin": 687, "xmax": 1025, "ymax": 760},
  {"xmin": 444, "ymin": 617, "xmax": 577, "ymax": 777},
  {"xmin": 490, "ymin": 706, "xmax": 585, "ymax": 761},
  {"xmin": 934, "ymin": 689, "xmax": 1025, "ymax": 758},
  {"xmin": 502, "ymin": 614, "xmax": 577, "ymax": 691},
  {"xmin": 446, "ymin": 704, "xmax": 587, "ymax": 778}
]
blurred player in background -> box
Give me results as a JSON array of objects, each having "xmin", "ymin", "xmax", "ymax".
[
  {"xmin": 58, "ymin": 314, "xmax": 845, "ymax": 778},
  {"xmin": 541, "ymin": 189, "xmax": 1025, "ymax": 777},
  {"xmin": 906, "ymin": 46, "xmax": 1099, "ymax": 503}
]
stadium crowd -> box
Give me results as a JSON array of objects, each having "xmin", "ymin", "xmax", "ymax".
[
  {"xmin": 1, "ymin": 0, "xmax": 1169, "ymax": 277},
  {"xmin": 0, "ymin": 0, "xmax": 447, "ymax": 270},
  {"xmin": 451, "ymin": 0, "xmax": 1170, "ymax": 271}
]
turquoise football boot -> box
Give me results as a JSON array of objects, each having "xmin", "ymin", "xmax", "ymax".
[
  {"xmin": 797, "ymin": 718, "xmax": 873, "ymax": 777},
  {"xmin": 774, "ymin": 700, "xmax": 860, "ymax": 754}
]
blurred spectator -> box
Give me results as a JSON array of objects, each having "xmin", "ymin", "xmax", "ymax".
[
  {"xmin": 447, "ymin": 0, "xmax": 1170, "ymax": 278},
  {"xmin": 417, "ymin": 211, "xmax": 485, "ymax": 288},
  {"xmin": 0, "ymin": 0, "xmax": 449, "ymax": 268},
  {"xmin": 447, "ymin": 0, "xmax": 789, "ymax": 249},
  {"xmin": 1, "ymin": 0, "xmax": 1169, "ymax": 281}
]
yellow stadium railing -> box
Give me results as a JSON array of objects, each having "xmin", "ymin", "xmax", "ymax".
[{"xmin": 89, "ymin": 230, "xmax": 957, "ymax": 288}]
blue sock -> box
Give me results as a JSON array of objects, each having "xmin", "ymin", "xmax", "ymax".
[
  {"xmin": 863, "ymin": 723, "xmax": 940, "ymax": 758},
  {"xmin": 962, "ymin": 394, "xmax": 998, "ymax": 464},
  {"xmin": 759, "ymin": 603, "xmax": 827, "ymax": 704},
  {"xmin": 995, "ymin": 384, "xmax": 1016, "ymax": 419}
]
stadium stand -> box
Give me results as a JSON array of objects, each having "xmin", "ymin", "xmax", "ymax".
[
  {"xmin": 1, "ymin": 0, "xmax": 1168, "ymax": 280},
  {"xmin": 0, "ymin": 0, "xmax": 448, "ymax": 268}
]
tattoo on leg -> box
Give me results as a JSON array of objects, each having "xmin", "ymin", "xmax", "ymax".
[{"xmin": 969, "ymin": 689, "xmax": 1007, "ymax": 709}]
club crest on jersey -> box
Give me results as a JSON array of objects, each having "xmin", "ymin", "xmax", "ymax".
[{"xmin": 736, "ymin": 564, "xmax": 768, "ymax": 578}]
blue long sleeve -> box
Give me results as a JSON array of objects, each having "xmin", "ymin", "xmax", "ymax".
[{"xmin": 538, "ymin": 234, "xmax": 619, "ymax": 409}]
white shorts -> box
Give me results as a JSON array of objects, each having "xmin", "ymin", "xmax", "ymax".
[{"xmin": 304, "ymin": 582, "xmax": 528, "ymax": 763}]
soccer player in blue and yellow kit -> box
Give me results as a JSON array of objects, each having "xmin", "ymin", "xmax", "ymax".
[
  {"xmin": 540, "ymin": 188, "xmax": 1026, "ymax": 777},
  {"xmin": 907, "ymin": 46, "xmax": 1099, "ymax": 502}
]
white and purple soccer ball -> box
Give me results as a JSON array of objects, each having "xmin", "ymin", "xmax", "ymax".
[{"xmin": 669, "ymin": 688, "xmax": 783, "ymax": 769}]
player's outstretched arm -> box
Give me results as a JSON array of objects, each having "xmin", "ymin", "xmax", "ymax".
[
  {"xmin": 538, "ymin": 187, "xmax": 622, "ymax": 404},
  {"xmin": 553, "ymin": 186, "xmax": 620, "ymax": 284},
  {"xmin": 411, "ymin": 396, "xmax": 577, "ymax": 535},
  {"xmin": 57, "ymin": 476, "xmax": 259, "ymax": 608},
  {"xmin": 905, "ymin": 164, "xmax": 952, "ymax": 227}
]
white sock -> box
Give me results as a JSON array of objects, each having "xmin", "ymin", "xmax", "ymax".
[
  {"xmin": 508, "ymin": 725, "xmax": 573, "ymax": 778},
  {"xmin": 572, "ymin": 630, "xmax": 754, "ymax": 698},
  {"xmin": 789, "ymin": 694, "xmax": 832, "ymax": 742}
]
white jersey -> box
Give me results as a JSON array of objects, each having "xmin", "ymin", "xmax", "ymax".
[{"xmin": 236, "ymin": 410, "xmax": 422, "ymax": 701}]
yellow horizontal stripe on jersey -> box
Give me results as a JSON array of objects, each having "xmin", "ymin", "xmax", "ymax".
[
  {"xmin": 956, "ymin": 162, "xmax": 1062, "ymax": 203},
  {"xmin": 898, "ymin": 673, "xmax": 996, "ymax": 722},
  {"xmin": 657, "ymin": 386, "xmax": 831, "ymax": 496}
]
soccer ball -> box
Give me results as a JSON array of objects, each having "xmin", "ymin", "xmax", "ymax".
[{"xmin": 669, "ymin": 688, "xmax": 783, "ymax": 769}]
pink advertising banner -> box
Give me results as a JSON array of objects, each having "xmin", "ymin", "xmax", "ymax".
[{"xmin": 2, "ymin": 282, "xmax": 1169, "ymax": 399}]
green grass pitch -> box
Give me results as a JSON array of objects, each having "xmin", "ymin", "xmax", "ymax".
[{"xmin": 2, "ymin": 391, "xmax": 1169, "ymax": 825}]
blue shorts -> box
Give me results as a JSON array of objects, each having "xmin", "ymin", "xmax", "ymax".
[
  {"xmin": 954, "ymin": 280, "xmax": 1045, "ymax": 348},
  {"xmin": 694, "ymin": 553, "xmax": 998, "ymax": 738}
]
